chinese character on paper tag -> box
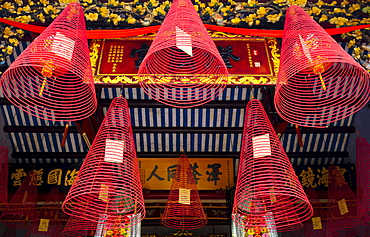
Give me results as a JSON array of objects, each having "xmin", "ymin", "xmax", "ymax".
[
  {"xmin": 179, "ymin": 188, "xmax": 190, "ymax": 205},
  {"xmin": 312, "ymin": 217, "xmax": 322, "ymax": 230},
  {"xmin": 38, "ymin": 219, "xmax": 49, "ymax": 232},
  {"xmin": 338, "ymin": 198, "xmax": 348, "ymax": 215}
]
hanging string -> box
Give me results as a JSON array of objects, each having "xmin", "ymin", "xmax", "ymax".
[{"xmin": 0, "ymin": 17, "xmax": 369, "ymax": 39}]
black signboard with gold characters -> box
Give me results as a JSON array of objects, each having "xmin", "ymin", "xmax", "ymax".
[
  {"xmin": 8, "ymin": 163, "xmax": 355, "ymax": 194},
  {"xmin": 296, "ymin": 164, "xmax": 356, "ymax": 190},
  {"xmin": 8, "ymin": 158, "xmax": 234, "ymax": 193},
  {"xmin": 8, "ymin": 163, "xmax": 81, "ymax": 194},
  {"xmin": 139, "ymin": 158, "xmax": 233, "ymax": 190}
]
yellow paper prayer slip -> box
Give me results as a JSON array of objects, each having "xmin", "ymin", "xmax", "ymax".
[
  {"xmin": 38, "ymin": 219, "xmax": 50, "ymax": 232},
  {"xmin": 338, "ymin": 198, "xmax": 349, "ymax": 215},
  {"xmin": 312, "ymin": 217, "xmax": 322, "ymax": 230},
  {"xmin": 269, "ymin": 187, "xmax": 276, "ymax": 204},
  {"xmin": 99, "ymin": 184, "xmax": 109, "ymax": 202},
  {"xmin": 179, "ymin": 188, "xmax": 190, "ymax": 205}
]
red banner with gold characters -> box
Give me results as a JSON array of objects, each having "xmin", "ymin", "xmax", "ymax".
[{"xmin": 89, "ymin": 32, "xmax": 280, "ymax": 85}]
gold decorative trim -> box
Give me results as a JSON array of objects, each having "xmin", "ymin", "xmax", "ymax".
[
  {"xmin": 268, "ymin": 38, "xmax": 280, "ymax": 82},
  {"xmin": 228, "ymin": 76, "xmax": 270, "ymax": 85},
  {"xmin": 208, "ymin": 31, "xmax": 249, "ymax": 38},
  {"xmin": 89, "ymin": 41, "xmax": 101, "ymax": 76},
  {"xmin": 173, "ymin": 230, "xmax": 194, "ymax": 236}
]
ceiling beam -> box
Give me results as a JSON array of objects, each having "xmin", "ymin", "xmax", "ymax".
[
  {"xmin": 0, "ymin": 66, "xmax": 9, "ymax": 74},
  {"xmin": 100, "ymin": 99, "xmax": 250, "ymax": 108},
  {"xmin": 0, "ymin": 98, "xmax": 11, "ymax": 105},
  {"xmin": 3, "ymin": 125, "xmax": 356, "ymax": 134},
  {"xmin": 11, "ymin": 151, "xmax": 349, "ymax": 159},
  {"xmin": 95, "ymin": 84, "xmax": 274, "ymax": 89},
  {"xmin": 0, "ymin": 97, "xmax": 250, "ymax": 108},
  {"xmin": 3, "ymin": 126, "xmax": 80, "ymax": 133}
]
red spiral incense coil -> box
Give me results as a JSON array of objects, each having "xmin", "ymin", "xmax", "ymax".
[
  {"xmin": 26, "ymin": 188, "xmax": 62, "ymax": 237},
  {"xmin": 62, "ymin": 97, "xmax": 145, "ymax": 228},
  {"xmin": 138, "ymin": 0, "xmax": 229, "ymax": 108},
  {"xmin": 0, "ymin": 146, "xmax": 8, "ymax": 206},
  {"xmin": 275, "ymin": 5, "xmax": 370, "ymax": 127},
  {"xmin": 232, "ymin": 99, "xmax": 312, "ymax": 231},
  {"xmin": 327, "ymin": 166, "xmax": 360, "ymax": 235},
  {"xmin": 0, "ymin": 171, "xmax": 38, "ymax": 229},
  {"xmin": 63, "ymin": 215, "xmax": 132, "ymax": 237},
  {"xmin": 1, "ymin": 226, "xmax": 16, "ymax": 237},
  {"xmin": 357, "ymin": 137, "xmax": 370, "ymax": 222},
  {"xmin": 62, "ymin": 217, "xmax": 97, "ymax": 237},
  {"xmin": 303, "ymin": 188, "xmax": 326, "ymax": 237},
  {"xmin": 161, "ymin": 154, "xmax": 207, "ymax": 230},
  {"xmin": 0, "ymin": 3, "xmax": 96, "ymax": 121}
]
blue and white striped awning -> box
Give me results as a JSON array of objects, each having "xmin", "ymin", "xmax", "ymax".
[
  {"xmin": 1, "ymin": 87, "xmax": 353, "ymax": 166},
  {"xmin": 0, "ymin": 40, "xmax": 355, "ymax": 165},
  {"xmin": 1, "ymin": 40, "xmax": 31, "ymax": 66}
]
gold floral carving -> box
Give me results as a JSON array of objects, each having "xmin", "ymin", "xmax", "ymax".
[
  {"xmin": 268, "ymin": 38, "xmax": 280, "ymax": 79},
  {"xmin": 208, "ymin": 31, "xmax": 248, "ymax": 38},
  {"xmin": 89, "ymin": 41, "xmax": 101, "ymax": 76},
  {"xmin": 173, "ymin": 230, "xmax": 194, "ymax": 236}
]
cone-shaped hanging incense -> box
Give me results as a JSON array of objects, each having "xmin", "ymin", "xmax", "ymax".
[
  {"xmin": 357, "ymin": 137, "xmax": 370, "ymax": 222},
  {"xmin": 62, "ymin": 97, "xmax": 145, "ymax": 228},
  {"xmin": 303, "ymin": 188, "xmax": 326, "ymax": 237},
  {"xmin": 26, "ymin": 188, "xmax": 62, "ymax": 237},
  {"xmin": 0, "ymin": 146, "xmax": 8, "ymax": 206},
  {"xmin": 138, "ymin": 0, "xmax": 229, "ymax": 108},
  {"xmin": 327, "ymin": 166, "xmax": 360, "ymax": 236},
  {"xmin": 62, "ymin": 217, "xmax": 97, "ymax": 237},
  {"xmin": 63, "ymin": 214, "xmax": 134, "ymax": 237},
  {"xmin": 0, "ymin": 171, "xmax": 38, "ymax": 229},
  {"xmin": 0, "ymin": 2, "xmax": 96, "ymax": 121},
  {"xmin": 161, "ymin": 154, "xmax": 207, "ymax": 230},
  {"xmin": 274, "ymin": 5, "xmax": 370, "ymax": 128},
  {"xmin": 1, "ymin": 226, "xmax": 16, "ymax": 237},
  {"xmin": 233, "ymin": 99, "xmax": 312, "ymax": 231}
]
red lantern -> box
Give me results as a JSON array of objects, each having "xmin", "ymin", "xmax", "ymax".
[
  {"xmin": 0, "ymin": 171, "xmax": 38, "ymax": 229},
  {"xmin": 357, "ymin": 137, "xmax": 370, "ymax": 221},
  {"xmin": 138, "ymin": 0, "xmax": 229, "ymax": 108},
  {"xmin": 161, "ymin": 154, "xmax": 207, "ymax": 230},
  {"xmin": 232, "ymin": 99, "xmax": 312, "ymax": 231},
  {"xmin": 26, "ymin": 188, "xmax": 62, "ymax": 237},
  {"xmin": 0, "ymin": 146, "xmax": 8, "ymax": 206},
  {"xmin": 0, "ymin": 2, "xmax": 96, "ymax": 121},
  {"xmin": 327, "ymin": 166, "xmax": 360, "ymax": 235},
  {"xmin": 274, "ymin": 5, "xmax": 370, "ymax": 127},
  {"xmin": 62, "ymin": 97, "xmax": 145, "ymax": 228}
]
